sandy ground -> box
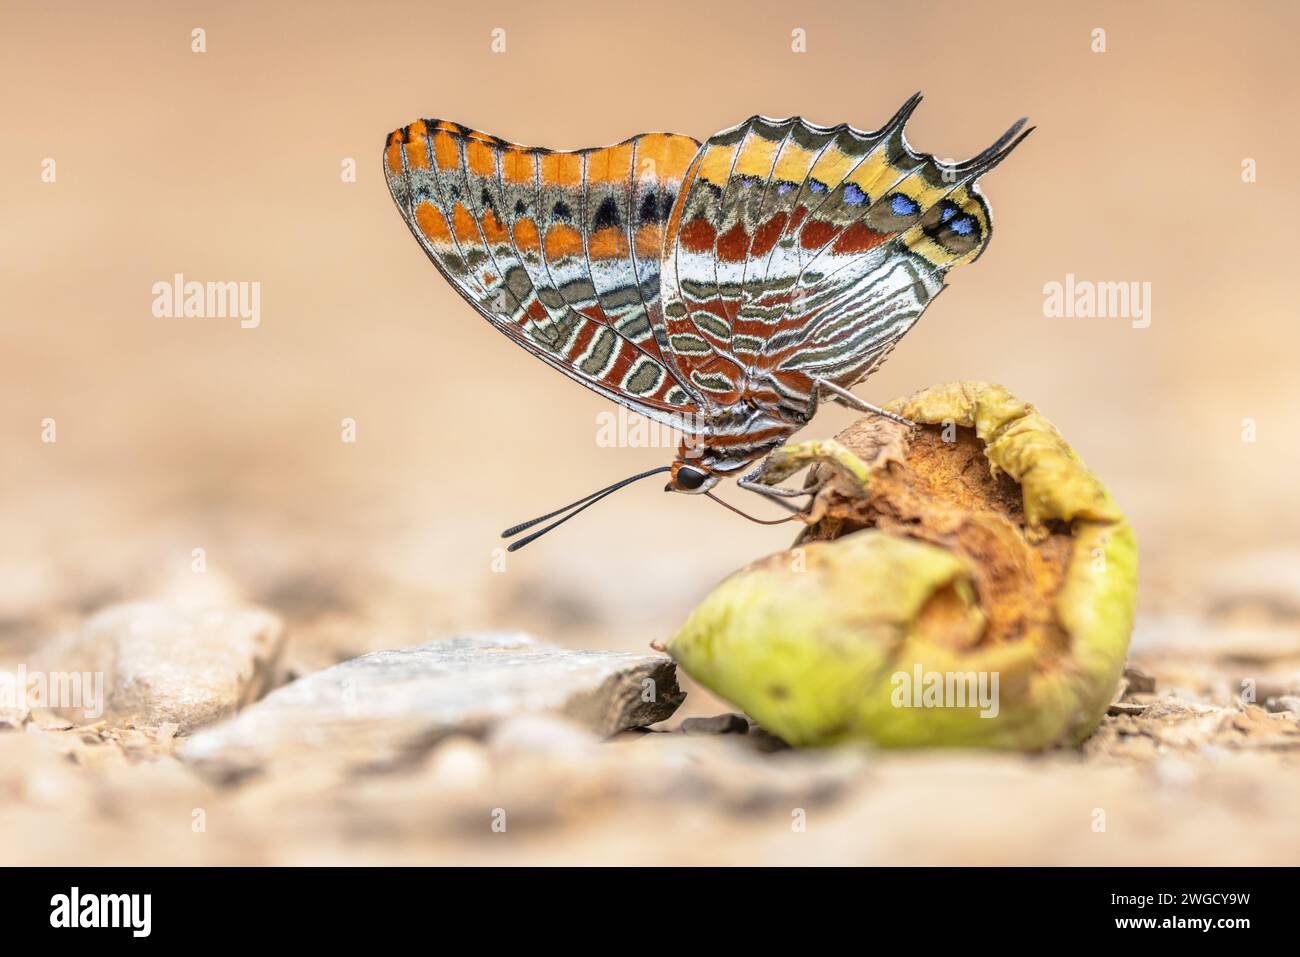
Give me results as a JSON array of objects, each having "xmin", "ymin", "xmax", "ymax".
[{"xmin": 1, "ymin": 510, "xmax": 1298, "ymax": 866}]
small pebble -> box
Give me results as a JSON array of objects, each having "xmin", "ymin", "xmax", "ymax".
[
  {"xmin": 1122, "ymin": 666, "xmax": 1157, "ymax": 693},
  {"xmin": 425, "ymin": 736, "xmax": 492, "ymax": 789},
  {"xmin": 679, "ymin": 713, "xmax": 749, "ymax": 735},
  {"xmin": 1107, "ymin": 701, "xmax": 1149, "ymax": 716}
]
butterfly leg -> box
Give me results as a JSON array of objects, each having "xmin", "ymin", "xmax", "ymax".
[
  {"xmin": 736, "ymin": 460, "xmax": 806, "ymax": 512},
  {"xmin": 813, "ymin": 378, "xmax": 916, "ymax": 429},
  {"xmin": 737, "ymin": 439, "xmax": 874, "ymax": 515}
]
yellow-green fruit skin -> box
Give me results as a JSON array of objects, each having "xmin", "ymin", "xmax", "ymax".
[{"xmin": 667, "ymin": 382, "xmax": 1139, "ymax": 751}]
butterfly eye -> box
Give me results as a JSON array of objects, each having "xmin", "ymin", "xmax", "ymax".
[{"xmin": 675, "ymin": 466, "xmax": 708, "ymax": 490}]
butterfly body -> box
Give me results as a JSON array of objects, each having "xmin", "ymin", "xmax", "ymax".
[{"xmin": 385, "ymin": 98, "xmax": 1029, "ymax": 513}]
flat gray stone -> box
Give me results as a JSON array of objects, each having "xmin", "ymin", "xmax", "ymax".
[
  {"xmin": 183, "ymin": 632, "xmax": 683, "ymax": 777},
  {"xmin": 36, "ymin": 601, "xmax": 285, "ymax": 733}
]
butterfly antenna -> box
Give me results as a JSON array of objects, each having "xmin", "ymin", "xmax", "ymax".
[
  {"xmin": 501, "ymin": 466, "xmax": 672, "ymax": 551},
  {"xmin": 704, "ymin": 491, "xmax": 800, "ymax": 526}
]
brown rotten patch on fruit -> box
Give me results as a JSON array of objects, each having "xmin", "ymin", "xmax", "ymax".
[{"xmin": 798, "ymin": 412, "xmax": 1076, "ymax": 656}]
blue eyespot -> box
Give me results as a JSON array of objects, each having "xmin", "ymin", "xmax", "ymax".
[
  {"xmin": 843, "ymin": 183, "xmax": 867, "ymax": 205},
  {"xmin": 950, "ymin": 216, "xmax": 976, "ymax": 236},
  {"xmin": 808, "ymin": 179, "xmax": 828, "ymax": 193},
  {"xmin": 940, "ymin": 204, "xmax": 956, "ymax": 222},
  {"xmin": 889, "ymin": 193, "xmax": 919, "ymax": 217},
  {"xmin": 776, "ymin": 181, "xmax": 795, "ymax": 195}
]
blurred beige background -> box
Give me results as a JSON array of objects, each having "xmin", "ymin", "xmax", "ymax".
[{"xmin": 4, "ymin": 0, "xmax": 1298, "ymax": 665}]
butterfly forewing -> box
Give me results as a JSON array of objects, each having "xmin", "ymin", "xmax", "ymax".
[{"xmin": 384, "ymin": 120, "xmax": 703, "ymax": 426}]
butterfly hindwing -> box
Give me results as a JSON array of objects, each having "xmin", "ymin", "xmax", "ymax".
[
  {"xmin": 385, "ymin": 120, "xmax": 703, "ymax": 426},
  {"xmin": 661, "ymin": 98, "xmax": 1028, "ymax": 418}
]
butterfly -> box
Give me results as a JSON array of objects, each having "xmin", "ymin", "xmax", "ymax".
[{"xmin": 384, "ymin": 95, "xmax": 1030, "ymax": 549}]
